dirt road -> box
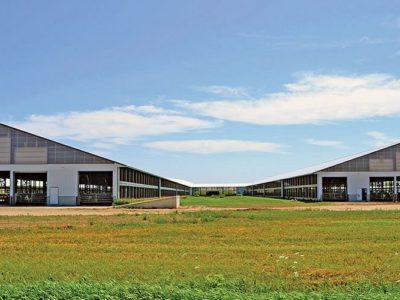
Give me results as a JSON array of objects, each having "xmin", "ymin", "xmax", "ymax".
[
  {"xmin": 270, "ymin": 202, "xmax": 400, "ymax": 211},
  {"xmin": 0, "ymin": 202, "xmax": 399, "ymax": 216},
  {"xmin": 0, "ymin": 205, "xmax": 248, "ymax": 216}
]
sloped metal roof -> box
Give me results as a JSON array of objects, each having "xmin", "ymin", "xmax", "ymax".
[
  {"xmin": 251, "ymin": 142, "xmax": 400, "ymax": 186},
  {"xmin": 0, "ymin": 123, "xmax": 191, "ymax": 188}
]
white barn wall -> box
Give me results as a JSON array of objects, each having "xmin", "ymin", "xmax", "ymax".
[
  {"xmin": 1, "ymin": 164, "xmax": 119, "ymax": 205},
  {"xmin": 317, "ymin": 171, "xmax": 400, "ymax": 201}
]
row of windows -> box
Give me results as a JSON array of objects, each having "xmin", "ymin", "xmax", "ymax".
[
  {"xmin": 265, "ymin": 188, "xmax": 282, "ymax": 197},
  {"xmin": 119, "ymin": 186, "xmax": 188, "ymax": 199},
  {"xmin": 119, "ymin": 169, "xmax": 188, "ymax": 192},
  {"xmin": 247, "ymin": 176, "xmax": 317, "ymax": 199},
  {"xmin": 251, "ymin": 189, "xmax": 282, "ymax": 197},
  {"xmin": 265, "ymin": 181, "xmax": 281, "ymax": 189},
  {"xmin": 284, "ymin": 187, "xmax": 317, "ymax": 199},
  {"xmin": 252, "ymin": 184, "xmax": 264, "ymax": 190},
  {"xmin": 249, "ymin": 175, "xmax": 400, "ymax": 201},
  {"xmin": 283, "ymin": 175, "xmax": 317, "ymax": 187},
  {"xmin": 250, "ymin": 182, "xmax": 281, "ymax": 190},
  {"xmin": 120, "ymin": 167, "xmax": 159, "ymax": 186},
  {"xmin": 120, "ymin": 186, "xmax": 159, "ymax": 199},
  {"xmin": 161, "ymin": 179, "xmax": 187, "ymax": 191}
]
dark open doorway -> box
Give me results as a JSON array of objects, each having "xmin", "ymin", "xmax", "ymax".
[
  {"xmin": 322, "ymin": 177, "xmax": 348, "ymax": 201},
  {"xmin": 78, "ymin": 171, "xmax": 113, "ymax": 205},
  {"xmin": 14, "ymin": 173, "xmax": 47, "ymax": 205},
  {"xmin": 0, "ymin": 171, "xmax": 10, "ymax": 205}
]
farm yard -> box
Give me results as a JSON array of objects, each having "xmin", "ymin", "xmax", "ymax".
[{"xmin": 0, "ymin": 197, "xmax": 399, "ymax": 298}]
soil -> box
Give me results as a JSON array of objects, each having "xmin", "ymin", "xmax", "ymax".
[
  {"xmin": 272, "ymin": 202, "xmax": 400, "ymax": 211},
  {"xmin": 0, "ymin": 202, "xmax": 399, "ymax": 216}
]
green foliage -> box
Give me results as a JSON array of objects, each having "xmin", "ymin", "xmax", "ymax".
[
  {"xmin": 113, "ymin": 198, "xmax": 160, "ymax": 206},
  {"xmin": 0, "ymin": 281, "xmax": 398, "ymax": 299},
  {"xmin": 113, "ymin": 199, "xmax": 132, "ymax": 206},
  {"xmin": 0, "ymin": 210, "xmax": 399, "ymax": 298},
  {"xmin": 181, "ymin": 195, "xmax": 329, "ymax": 207}
]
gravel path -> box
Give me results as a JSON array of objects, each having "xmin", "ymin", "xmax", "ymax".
[
  {"xmin": 0, "ymin": 205, "xmax": 248, "ymax": 216},
  {"xmin": 271, "ymin": 202, "xmax": 400, "ymax": 211},
  {"xmin": 0, "ymin": 202, "xmax": 399, "ymax": 216}
]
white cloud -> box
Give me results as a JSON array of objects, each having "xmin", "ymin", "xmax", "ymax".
[
  {"xmin": 367, "ymin": 131, "xmax": 400, "ymax": 147},
  {"xmin": 305, "ymin": 138, "xmax": 345, "ymax": 148},
  {"xmin": 145, "ymin": 139, "xmax": 284, "ymax": 154},
  {"xmin": 9, "ymin": 105, "xmax": 219, "ymax": 148},
  {"xmin": 175, "ymin": 74, "xmax": 400, "ymax": 125},
  {"xmin": 197, "ymin": 85, "xmax": 250, "ymax": 98},
  {"xmin": 117, "ymin": 105, "xmax": 178, "ymax": 114}
]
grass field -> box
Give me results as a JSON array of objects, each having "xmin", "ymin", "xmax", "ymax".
[
  {"xmin": 0, "ymin": 208, "xmax": 399, "ymax": 298},
  {"xmin": 181, "ymin": 195, "xmax": 329, "ymax": 208}
]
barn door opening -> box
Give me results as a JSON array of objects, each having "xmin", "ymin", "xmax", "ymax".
[
  {"xmin": 14, "ymin": 172, "xmax": 47, "ymax": 205},
  {"xmin": 0, "ymin": 171, "xmax": 10, "ymax": 205},
  {"xmin": 78, "ymin": 171, "xmax": 113, "ymax": 205}
]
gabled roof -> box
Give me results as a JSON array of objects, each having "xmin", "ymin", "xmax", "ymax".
[
  {"xmin": 251, "ymin": 142, "xmax": 400, "ymax": 185},
  {"xmin": 0, "ymin": 123, "xmax": 119, "ymax": 165},
  {"xmin": 0, "ymin": 123, "xmax": 190, "ymax": 187},
  {"xmin": 167, "ymin": 178, "xmax": 195, "ymax": 187}
]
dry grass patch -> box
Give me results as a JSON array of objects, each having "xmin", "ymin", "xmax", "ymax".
[{"xmin": 0, "ymin": 210, "xmax": 398, "ymax": 292}]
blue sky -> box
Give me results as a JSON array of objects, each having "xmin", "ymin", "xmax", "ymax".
[{"xmin": 2, "ymin": 1, "xmax": 400, "ymax": 183}]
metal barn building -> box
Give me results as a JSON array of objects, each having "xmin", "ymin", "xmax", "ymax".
[
  {"xmin": 191, "ymin": 184, "xmax": 247, "ymax": 196},
  {"xmin": 246, "ymin": 143, "xmax": 400, "ymax": 201},
  {"xmin": 167, "ymin": 179, "xmax": 248, "ymax": 197},
  {"xmin": 0, "ymin": 124, "xmax": 190, "ymax": 206},
  {"xmin": 2, "ymin": 122, "xmax": 400, "ymax": 205}
]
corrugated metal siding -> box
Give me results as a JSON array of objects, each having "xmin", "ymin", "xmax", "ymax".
[
  {"xmin": 14, "ymin": 147, "xmax": 48, "ymax": 164},
  {"xmin": 0, "ymin": 137, "xmax": 11, "ymax": 164},
  {"xmin": 369, "ymin": 159, "xmax": 394, "ymax": 171}
]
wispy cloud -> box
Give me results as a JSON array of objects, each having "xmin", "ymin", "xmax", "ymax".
[
  {"xmin": 237, "ymin": 33, "xmax": 400, "ymax": 49},
  {"xmin": 175, "ymin": 73, "xmax": 400, "ymax": 125},
  {"xmin": 145, "ymin": 139, "xmax": 285, "ymax": 154},
  {"xmin": 118, "ymin": 105, "xmax": 175, "ymax": 114},
  {"xmin": 9, "ymin": 105, "xmax": 219, "ymax": 149},
  {"xmin": 305, "ymin": 138, "xmax": 345, "ymax": 148},
  {"xmin": 196, "ymin": 85, "xmax": 250, "ymax": 98},
  {"xmin": 367, "ymin": 131, "xmax": 400, "ymax": 147}
]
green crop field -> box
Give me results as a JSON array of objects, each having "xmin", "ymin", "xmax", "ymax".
[
  {"xmin": 0, "ymin": 208, "xmax": 399, "ymax": 299},
  {"xmin": 181, "ymin": 195, "xmax": 330, "ymax": 208}
]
